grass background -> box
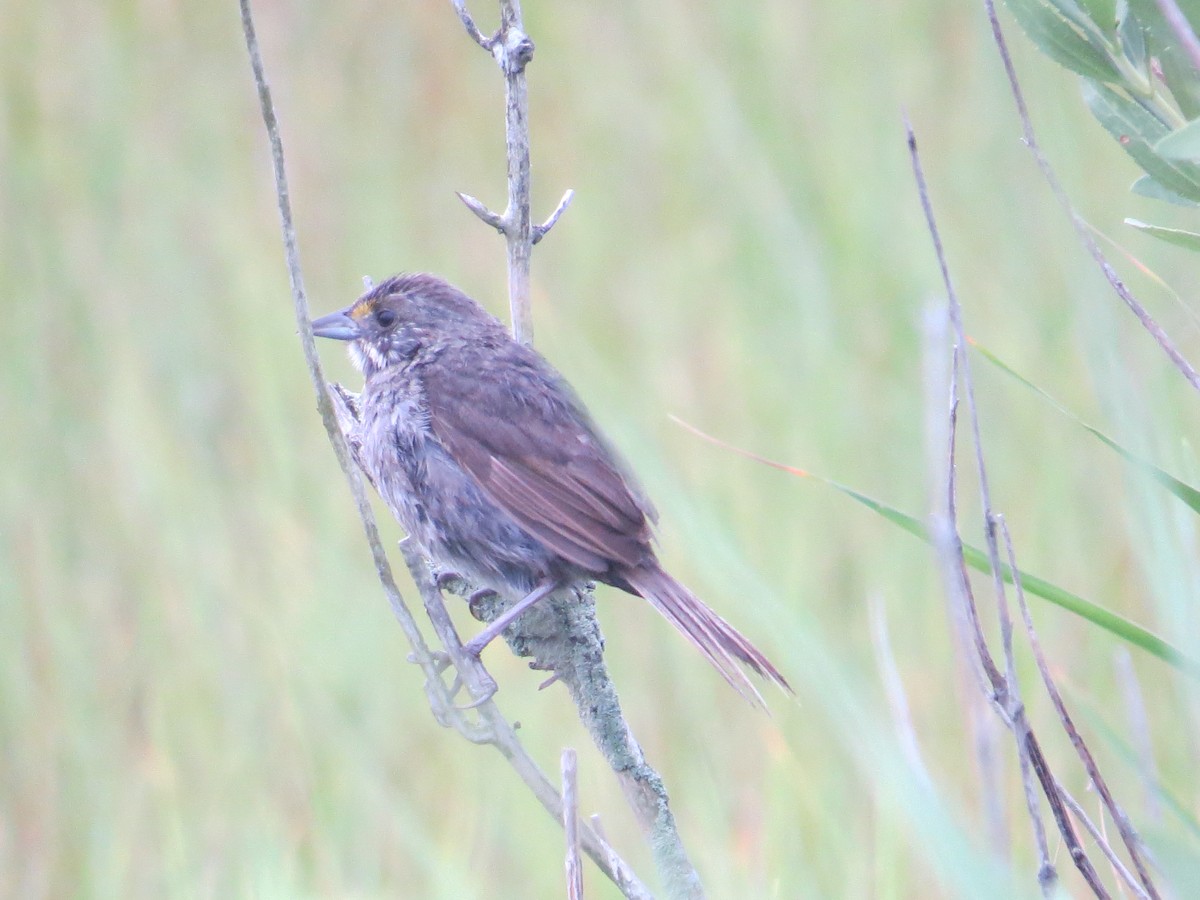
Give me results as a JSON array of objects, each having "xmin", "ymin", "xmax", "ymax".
[{"xmin": 4, "ymin": 0, "xmax": 1200, "ymax": 896}]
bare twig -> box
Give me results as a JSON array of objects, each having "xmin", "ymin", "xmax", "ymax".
[
  {"xmin": 1005, "ymin": 520, "xmax": 1159, "ymax": 897},
  {"xmin": 1055, "ymin": 776, "xmax": 1152, "ymax": 900},
  {"xmin": 239, "ymin": 3, "xmax": 651, "ymax": 896},
  {"xmin": 563, "ymin": 748, "xmax": 584, "ymax": 900},
  {"xmin": 921, "ymin": 307, "xmax": 1009, "ymax": 854},
  {"xmin": 237, "ymin": 0, "xmax": 441, "ymax": 691},
  {"xmin": 981, "ymin": 0, "xmax": 1200, "ymax": 393},
  {"xmin": 466, "ymin": 580, "xmax": 704, "ymax": 899},
  {"xmin": 450, "ymin": 0, "xmax": 495, "ymax": 48},
  {"xmin": 1155, "ymin": 0, "xmax": 1200, "ymax": 74},
  {"xmin": 533, "ymin": 189, "xmax": 576, "ymax": 244},
  {"xmin": 456, "ymin": 190, "xmax": 507, "ymax": 233},
  {"xmin": 493, "ymin": 4, "xmax": 535, "ymax": 344},
  {"xmin": 909, "ymin": 117, "xmax": 1110, "ymax": 897},
  {"xmin": 448, "ymin": 0, "xmax": 575, "ymax": 344}
]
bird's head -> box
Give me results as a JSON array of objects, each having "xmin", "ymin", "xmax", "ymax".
[{"xmin": 312, "ymin": 273, "xmax": 503, "ymax": 377}]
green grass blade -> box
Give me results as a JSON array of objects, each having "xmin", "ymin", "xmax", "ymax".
[
  {"xmin": 827, "ymin": 481, "xmax": 1199, "ymax": 676},
  {"xmin": 671, "ymin": 414, "xmax": 1197, "ymax": 674},
  {"xmin": 1126, "ymin": 217, "xmax": 1200, "ymax": 253},
  {"xmin": 973, "ymin": 341, "xmax": 1200, "ymax": 516}
]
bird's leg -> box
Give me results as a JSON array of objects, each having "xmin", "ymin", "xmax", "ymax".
[
  {"xmin": 467, "ymin": 587, "xmax": 499, "ymax": 620},
  {"xmin": 462, "ymin": 580, "xmax": 560, "ymax": 657}
]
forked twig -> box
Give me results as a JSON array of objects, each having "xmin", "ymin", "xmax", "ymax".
[
  {"xmin": 448, "ymin": 0, "xmax": 574, "ymax": 345},
  {"xmin": 909, "ymin": 117, "xmax": 1112, "ymax": 897},
  {"xmin": 1002, "ymin": 519, "xmax": 1157, "ymax": 898}
]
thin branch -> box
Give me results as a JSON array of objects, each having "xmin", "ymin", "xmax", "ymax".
[
  {"xmin": 449, "ymin": 0, "xmax": 496, "ymax": 48},
  {"xmin": 909, "ymin": 118, "xmax": 1106, "ymax": 897},
  {"xmin": 493, "ymin": 6, "xmax": 536, "ymax": 343},
  {"xmin": 533, "ymin": 189, "xmax": 576, "ymax": 244},
  {"xmin": 1055, "ymin": 777, "xmax": 1152, "ymax": 900},
  {"xmin": 981, "ymin": 0, "xmax": 1200, "ymax": 392},
  {"xmin": 467, "ymin": 581, "xmax": 705, "ymax": 899},
  {"xmin": 237, "ymin": 0, "xmax": 441, "ymax": 691},
  {"xmin": 239, "ymin": 3, "xmax": 651, "ymax": 896},
  {"xmin": 563, "ymin": 748, "xmax": 584, "ymax": 900},
  {"xmin": 1005, "ymin": 520, "xmax": 1159, "ymax": 898},
  {"xmin": 456, "ymin": 190, "xmax": 507, "ymax": 233},
  {"xmin": 923, "ymin": 310, "xmax": 1010, "ymax": 856},
  {"xmin": 449, "ymin": 0, "xmax": 576, "ymax": 345}
]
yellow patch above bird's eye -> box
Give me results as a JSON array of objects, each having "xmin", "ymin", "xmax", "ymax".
[{"xmin": 348, "ymin": 299, "xmax": 377, "ymax": 321}]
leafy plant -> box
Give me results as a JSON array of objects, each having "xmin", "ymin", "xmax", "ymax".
[{"xmin": 1006, "ymin": 0, "xmax": 1200, "ymax": 242}]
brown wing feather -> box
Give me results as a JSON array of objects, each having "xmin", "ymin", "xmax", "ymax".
[{"xmin": 424, "ymin": 343, "xmax": 654, "ymax": 576}]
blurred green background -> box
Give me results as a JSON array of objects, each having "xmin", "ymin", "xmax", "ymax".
[{"xmin": 5, "ymin": 0, "xmax": 1200, "ymax": 896}]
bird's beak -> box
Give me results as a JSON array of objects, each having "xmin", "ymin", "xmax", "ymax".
[{"xmin": 311, "ymin": 309, "xmax": 361, "ymax": 341}]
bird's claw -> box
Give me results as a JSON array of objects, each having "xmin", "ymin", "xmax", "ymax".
[
  {"xmin": 434, "ymin": 570, "xmax": 470, "ymax": 595},
  {"xmin": 458, "ymin": 678, "xmax": 497, "ymax": 708},
  {"xmin": 423, "ymin": 648, "xmax": 497, "ymax": 709},
  {"xmin": 467, "ymin": 587, "xmax": 499, "ymax": 620}
]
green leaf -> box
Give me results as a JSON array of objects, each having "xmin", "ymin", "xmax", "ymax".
[
  {"xmin": 1132, "ymin": 173, "xmax": 1200, "ymax": 205},
  {"xmin": 1006, "ymin": 0, "xmax": 1121, "ymax": 80},
  {"xmin": 1074, "ymin": 0, "xmax": 1117, "ymax": 31},
  {"xmin": 673, "ymin": 416, "xmax": 1198, "ymax": 675},
  {"xmin": 1157, "ymin": 117, "xmax": 1200, "ymax": 160},
  {"xmin": 1083, "ymin": 81, "xmax": 1200, "ymax": 201},
  {"xmin": 1050, "ymin": 0, "xmax": 1116, "ymax": 32},
  {"xmin": 1126, "ymin": 0, "xmax": 1200, "ymax": 118},
  {"xmin": 1160, "ymin": 51, "xmax": 1200, "ymax": 121},
  {"xmin": 1125, "ymin": 217, "xmax": 1200, "ymax": 251},
  {"xmin": 973, "ymin": 341, "xmax": 1200, "ymax": 516},
  {"xmin": 824, "ymin": 481, "xmax": 1198, "ymax": 675},
  {"xmin": 1118, "ymin": 9, "xmax": 1148, "ymax": 71}
]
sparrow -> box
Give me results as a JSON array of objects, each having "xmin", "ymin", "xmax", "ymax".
[{"xmin": 313, "ymin": 273, "xmax": 790, "ymax": 703}]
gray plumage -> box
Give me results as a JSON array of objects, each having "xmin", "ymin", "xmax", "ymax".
[{"xmin": 314, "ymin": 273, "xmax": 790, "ymax": 704}]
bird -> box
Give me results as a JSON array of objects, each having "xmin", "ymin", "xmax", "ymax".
[{"xmin": 312, "ymin": 273, "xmax": 790, "ymax": 703}]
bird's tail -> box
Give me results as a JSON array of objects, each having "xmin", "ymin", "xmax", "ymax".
[{"xmin": 622, "ymin": 565, "xmax": 792, "ymax": 707}]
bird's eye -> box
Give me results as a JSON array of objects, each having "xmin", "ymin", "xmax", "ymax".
[{"xmin": 376, "ymin": 308, "xmax": 397, "ymax": 328}]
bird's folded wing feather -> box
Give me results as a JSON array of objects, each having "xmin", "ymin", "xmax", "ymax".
[{"xmin": 424, "ymin": 349, "xmax": 653, "ymax": 574}]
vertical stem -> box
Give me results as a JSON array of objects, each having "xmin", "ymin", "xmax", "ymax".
[
  {"xmin": 563, "ymin": 748, "xmax": 584, "ymax": 900},
  {"xmin": 498, "ymin": 0, "xmax": 535, "ymax": 344}
]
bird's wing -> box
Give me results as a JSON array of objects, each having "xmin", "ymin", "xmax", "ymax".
[{"xmin": 423, "ymin": 344, "xmax": 654, "ymax": 575}]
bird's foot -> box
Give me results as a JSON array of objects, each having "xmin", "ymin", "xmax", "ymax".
[
  {"xmin": 463, "ymin": 580, "xmax": 560, "ymax": 657},
  {"xmin": 462, "ymin": 632, "xmax": 491, "ymax": 658},
  {"xmin": 419, "ymin": 649, "xmax": 497, "ymax": 711}
]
